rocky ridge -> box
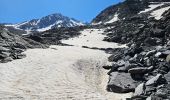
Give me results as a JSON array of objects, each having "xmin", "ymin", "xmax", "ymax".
[{"xmin": 97, "ymin": 0, "xmax": 170, "ymax": 99}]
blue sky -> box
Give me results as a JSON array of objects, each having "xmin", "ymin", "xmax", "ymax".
[{"xmin": 0, "ymin": 0, "xmax": 122, "ymax": 23}]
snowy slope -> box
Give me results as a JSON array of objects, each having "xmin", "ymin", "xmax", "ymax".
[
  {"xmin": 62, "ymin": 29, "xmax": 126, "ymax": 48},
  {"xmin": 105, "ymin": 13, "xmax": 119, "ymax": 24},
  {"xmin": 139, "ymin": 3, "xmax": 165, "ymax": 14},
  {"xmin": 150, "ymin": 5, "xmax": 170, "ymax": 19},
  {"xmin": 139, "ymin": 2, "xmax": 170, "ymax": 20},
  {"xmin": 0, "ymin": 28, "xmax": 131, "ymax": 100},
  {"xmin": 5, "ymin": 13, "xmax": 84, "ymax": 32}
]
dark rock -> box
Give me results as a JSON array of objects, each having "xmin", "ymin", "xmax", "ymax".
[
  {"xmin": 144, "ymin": 37, "xmax": 157, "ymax": 46},
  {"xmin": 108, "ymin": 52, "xmax": 123, "ymax": 62},
  {"xmin": 103, "ymin": 65, "xmax": 112, "ymax": 70},
  {"xmin": 107, "ymin": 64, "xmax": 120, "ymax": 75},
  {"xmin": 145, "ymin": 85, "xmax": 156, "ymax": 96},
  {"xmin": 158, "ymin": 62, "xmax": 170, "ymax": 74},
  {"xmin": 117, "ymin": 62, "xmax": 136, "ymax": 72},
  {"xmin": 117, "ymin": 60, "xmax": 126, "ymax": 66},
  {"xmin": 16, "ymin": 54, "xmax": 26, "ymax": 59},
  {"xmin": 128, "ymin": 67, "xmax": 148, "ymax": 74},
  {"xmin": 0, "ymin": 57, "xmax": 13, "ymax": 63},
  {"xmin": 107, "ymin": 72, "xmax": 137, "ymax": 93}
]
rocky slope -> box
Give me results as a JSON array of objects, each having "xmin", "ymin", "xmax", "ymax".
[
  {"xmin": 0, "ymin": 25, "xmax": 46, "ymax": 63},
  {"xmin": 5, "ymin": 13, "xmax": 84, "ymax": 32},
  {"xmin": 91, "ymin": 0, "xmax": 170, "ymax": 99},
  {"xmin": 92, "ymin": 0, "xmax": 170, "ymax": 24}
]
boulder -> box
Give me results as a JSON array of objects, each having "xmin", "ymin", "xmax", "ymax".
[
  {"xmin": 133, "ymin": 83, "xmax": 145, "ymax": 97},
  {"xmin": 128, "ymin": 67, "xmax": 148, "ymax": 74},
  {"xmin": 166, "ymin": 54, "xmax": 170, "ymax": 63},
  {"xmin": 158, "ymin": 62, "xmax": 170, "ymax": 74},
  {"xmin": 108, "ymin": 52, "xmax": 123, "ymax": 62},
  {"xmin": 118, "ymin": 62, "xmax": 137, "ymax": 72},
  {"xmin": 145, "ymin": 74, "xmax": 166, "ymax": 86},
  {"xmin": 145, "ymin": 50, "xmax": 157, "ymax": 57},
  {"xmin": 107, "ymin": 72, "xmax": 137, "ymax": 93},
  {"xmin": 155, "ymin": 84, "xmax": 170, "ymax": 99},
  {"xmin": 165, "ymin": 72, "xmax": 170, "ymax": 84}
]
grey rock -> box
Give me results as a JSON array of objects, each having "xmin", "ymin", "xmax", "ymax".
[
  {"xmin": 166, "ymin": 54, "xmax": 170, "ymax": 63},
  {"xmin": 16, "ymin": 54, "xmax": 26, "ymax": 59},
  {"xmin": 146, "ymin": 74, "xmax": 166, "ymax": 86},
  {"xmin": 145, "ymin": 50, "xmax": 157, "ymax": 57},
  {"xmin": 107, "ymin": 72, "xmax": 137, "ymax": 93},
  {"xmin": 133, "ymin": 83, "xmax": 145, "ymax": 97},
  {"xmin": 1, "ymin": 57, "xmax": 13, "ymax": 63},
  {"xmin": 165, "ymin": 72, "xmax": 170, "ymax": 84},
  {"xmin": 146, "ymin": 96, "xmax": 151, "ymax": 100},
  {"xmin": 0, "ymin": 46, "xmax": 10, "ymax": 51}
]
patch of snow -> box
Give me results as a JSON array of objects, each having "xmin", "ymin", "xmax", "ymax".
[
  {"xmin": 139, "ymin": 3, "xmax": 165, "ymax": 14},
  {"xmin": 105, "ymin": 13, "xmax": 119, "ymax": 24},
  {"xmin": 36, "ymin": 19, "xmax": 40, "ymax": 25},
  {"xmin": 0, "ymin": 27, "xmax": 131, "ymax": 99},
  {"xmin": 55, "ymin": 20, "xmax": 63, "ymax": 24},
  {"xmin": 91, "ymin": 21, "xmax": 102, "ymax": 25},
  {"xmin": 37, "ymin": 23, "xmax": 56, "ymax": 32},
  {"xmin": 22, "ymin": 30, "xmax": 31, "ymax": 36},
  {"xmin": 5, "ymin": 24, "xmax": 15, "ymax": 27},
  {"xmin": 0, "ymin": 45, "xmax": 132, "ymax": 99},
  {"xmin": 150, "ymin": 6, "xmax": 170, "ymax": 20},
  {"xmin": 62, "ymin": 29, "xmax": 126, "ymax": 48},
  {"xmin": 15, "ymin": 21, "xmax": 29, "ymax": 28},
  {"xmin": 70, "ymin": 19, "xmax": 84, "ymax": 26}
]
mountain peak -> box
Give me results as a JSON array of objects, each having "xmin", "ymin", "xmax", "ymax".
[{"xmin": 5, "ymin": 13, "xmax": 85, "ymax": 32}]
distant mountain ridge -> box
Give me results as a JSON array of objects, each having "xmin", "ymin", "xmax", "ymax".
[{"xmin": 5, "ymin": 13, "xmax": 85, "ymax": 32}]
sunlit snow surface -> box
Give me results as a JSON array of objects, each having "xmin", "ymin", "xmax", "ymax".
[
  {"xmin": 150, "ymin": 6, "xmax": 170, "ymax": 20},
  {"xmin": 105, "ymin": 13, "xmax": 119, "ymax": 24},
  {"xmin": 62, "ymin": 29, "xmax": 126, "ymax": 48},
  {"xmin": 139, "ymin": 2, "xmax": 170, "ymax": 20},
  {"xmin": 0, "ymin": 29, "xmax": 131, "ymax": 100}
]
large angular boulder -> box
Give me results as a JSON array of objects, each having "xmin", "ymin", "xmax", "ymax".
[{"xmin": 107, "ymin": 72, "xmax": 137, "ymax": 93}]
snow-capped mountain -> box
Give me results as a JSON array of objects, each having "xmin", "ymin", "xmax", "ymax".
[
  {"xmin": 6, "ymin": 13, "xmax": 84, "ymax": 32},
  {"xmin": 92, "ymin": 0, "xmax": 170, "ymax": 25}
]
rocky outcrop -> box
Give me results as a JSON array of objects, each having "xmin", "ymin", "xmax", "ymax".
[
  {"xmin": 0, "ymin": 25, "xmax": 46, "ymax": 63},
  {"xmin": 100, "ymin": 1, "xmax": 170, "ymax": 99},
  {"xmin": 26, "ymin": 26, "xmax": 85, "ymax": 45},
  {"xmin": 107, "ymin": 72, "xmax": 138, "ymax": 93}
]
